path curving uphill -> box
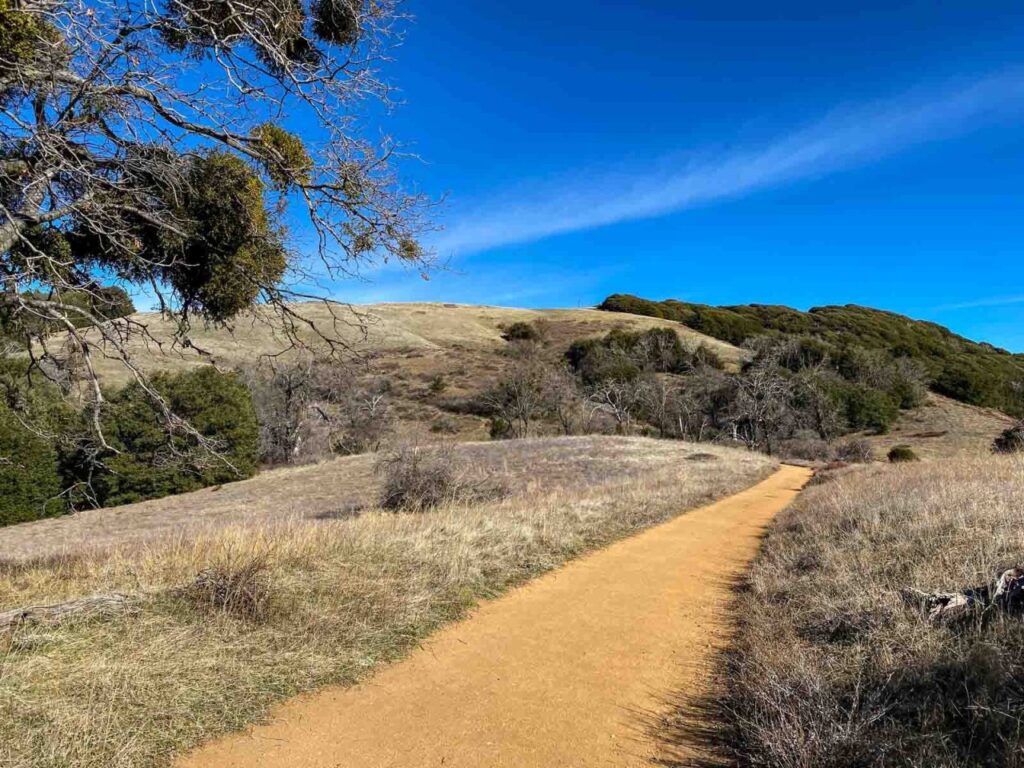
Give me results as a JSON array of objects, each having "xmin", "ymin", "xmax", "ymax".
[{"xmin": 179, "ymin": 465, "xmax": 811, "ymax": 768}]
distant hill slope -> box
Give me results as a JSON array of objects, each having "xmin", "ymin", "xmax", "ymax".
[
  {"xmin": 863, "ymin": 392, "xmax": 1015, "ymax": 460},
  {"xmin": 599, "ymin": 294, "xmax": 1024, "ymax": 417},
  {"xmin": 75, "ymin": 303, "xmax": 743, "ymax": 385},
  {"xmin": 63, "ymin": 302, "xmax": 743, "ymax": 441}
]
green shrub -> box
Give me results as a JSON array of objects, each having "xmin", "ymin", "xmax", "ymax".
[
  {"xmin": 94, "ymin": 367, "xmax": 259, "ymax": 506},
  {"xmin": 887, "ymin": 444, "xmax": 919, "ymax": 463},
  {"xmin": 841, "ymin": 383, "xmax": 899, "ymax": 434},
  {"xmin": 503, "ymin": 321, "xmax": 540, "ymax": 342},
  {"xmin": 0, "ymin": 402, "xmax": 64, "ymax": 526}
]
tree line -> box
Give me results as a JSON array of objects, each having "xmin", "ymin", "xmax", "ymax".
[{"xmin": 599, "ymin": 294, "xmax": 1024, "ymax": 417}]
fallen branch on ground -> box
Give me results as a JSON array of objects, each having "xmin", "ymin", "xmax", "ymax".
[
  {"xmin": 0, "ymin": 593, "xmax": 136, "ymax": 631},
  {"xmin": 902, "ymin": 567, "xmax": 1024, "ymax": 625}
]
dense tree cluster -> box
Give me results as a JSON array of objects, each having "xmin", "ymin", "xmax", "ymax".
[
  {"xmin": 476, "ymin": 325, "xmax": 926, "ymax": 457},
  {"xmin": 600, "ymin": 294, "xmax": 1024, "ymax": 417},
  {"xmin": 0, "ymin": 364, "xmax": 258, "ymax": 524}
]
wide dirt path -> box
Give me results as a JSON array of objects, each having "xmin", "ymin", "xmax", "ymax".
[{"xmin": 179, "ymin": 465, "xmax": 811, "ymax": 768}]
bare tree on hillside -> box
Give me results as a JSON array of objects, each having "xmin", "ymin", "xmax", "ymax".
[
  {"xmin": 587, "ymin": 376, "xmax": 645, "ymax": 434},
  {"xmin": 485, "ymin": 358, "xmax": 549, "ymax": 439},
  {"xmin": 730, "ymin": 349, "xmax": 795, "ymax": 454},
  {"xmin": 243, "ymin": 360, "xmax": 391, "ymax": 464}
]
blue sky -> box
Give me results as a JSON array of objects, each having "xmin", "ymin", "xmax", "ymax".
[{"xmin": 325, "ymin": 2, "xmax": 1024, "ymax": 350}]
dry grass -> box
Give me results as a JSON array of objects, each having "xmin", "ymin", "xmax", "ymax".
[
  {"xmin": 0, "ymin": 436, "xmax": 773, "ymax": 768},
  {"xmin": 862, "ymin": 392, "xmax": 1015, "ymax": 460},
  {"xmin": 44, "ymin": 302, "xmax": 745, "ymax": 442},
  {"xmin": 668, "ymin": 456, "xmax": 1024, "ymax": 767},
  {"xmin": 0, "ymin": 436, "xmax": 724, "ymax": 563}
]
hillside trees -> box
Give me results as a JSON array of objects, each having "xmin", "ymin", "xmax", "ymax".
[
  {"xmin": 242, "ymin": 359, "xmax": 392, "ymax": 464},
  {"xmin": 600, "ymin": 294, "xmax": 1024, "ymax": 416},
  {"xmin": 0, "ymin": 0, "xmax": 426, "ymax": 462},
  {"xmin": 80, "ymin": 367, "xmax": 260, "ymax": 507}
]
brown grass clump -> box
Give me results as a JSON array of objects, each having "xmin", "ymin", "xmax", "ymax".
[
  {"xmin": 0, "ymin": 437, "xmax": 773, "ymax": 768},
  {"xmin": 178, "ymin": 554, "xmax": 273, "ymax": 623},
  {"xmin": 376, "ymin": 442, "xmax": 505, "ymax": 511},
  {"xmin": 668, "ymin": 457, "xmax": 1024, "ymax": 768}
]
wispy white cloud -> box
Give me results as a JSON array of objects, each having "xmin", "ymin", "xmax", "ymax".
[
  {"xmin": 936, "ymin": 294, "xmax": 1024, "ymax": 312},
  {"xmin": 332, "ymin": 260, "xmax": 615, "ymax": 308},
  {"xmin": 433, "ymin": 70, "xmax": 1024, "ymax": 257}
]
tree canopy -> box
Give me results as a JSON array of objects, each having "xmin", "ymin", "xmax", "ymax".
[{"xmin": 0, "ymin": 0, "xmax": 427, "ymax": 448}]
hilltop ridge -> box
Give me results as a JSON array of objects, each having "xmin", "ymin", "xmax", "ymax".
[{"xmin": 599, "ymin": 294, "xmax": 1024, "ymax": 417}]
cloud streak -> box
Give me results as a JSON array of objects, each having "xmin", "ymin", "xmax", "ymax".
[
  {"xmin": 936, "ymin": 294, "xmax": 1024, "ymax": 312},
  {"xmin": 433, "ymin": 71, "xmax": 1024, "ymax": 257}
]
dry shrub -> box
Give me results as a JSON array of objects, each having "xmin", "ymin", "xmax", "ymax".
[
  {"xmin": 679, "ymin": 457, "xmax": 1024, "ymax": 768},
  {"xmin": 993, "ymin": 423, "xmax": 1024, "ymax": 454},
  {"xmin": 834, "ymin": 438, "xmax": 873, "ymax": 463},
  {"xmin": 778, "ymin": 436, "xmax": 834, "ymax": 462},
  {"xmin": 178, "ymin": 553, "xmax": 273, "ymax": 623},
  {"xmin": 377, "ymin": 442, "xmax": 506, "ymax": 512}
]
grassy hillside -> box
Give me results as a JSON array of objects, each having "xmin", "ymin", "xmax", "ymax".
[
  {"xmin": 599, "ymin": 294, "xmax": 1024, "ymax": 417},
  {"xmin": 46, "ymin": 301, "xmax": 743, "ymax": 444},
  {"xmin": 68, "ymin": 302, "xmax": 744, "ymax": 384},
  {"xmin": 861, "ymin": 392, "xmax": 1015, "ymax": 460},
  {"xmin": 675, "ymin": 456, "xmax": 1024, "ymax": 767}
]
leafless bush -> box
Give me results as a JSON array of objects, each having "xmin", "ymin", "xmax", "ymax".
[
  {"xmin": 778, "ymin": 435, "xmax": 835, "ymax": 462},
  {"xmin": 834, "ymin": 438, "xmax": 874, "ymax": 463},
  {"xmin": 179, "ymin": 554, "xmax": 273, "ymax": 623},
  {"xmin": 376, "ymin": 443, "xmax": 507, "ymax": 512}
]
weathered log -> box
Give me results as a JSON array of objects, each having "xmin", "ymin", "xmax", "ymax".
[
  {"xmin": 902, "ymin": 567, "xmax": 1024, "ymax": 626},
  {"xmin": 0, "ymin": 593, "xmax": 135, "ymax": 631}
]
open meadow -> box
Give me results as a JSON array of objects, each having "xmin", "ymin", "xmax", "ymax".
[{"xmin": 0, "ymin": 436, "xmax": 774, "ymax": 768}]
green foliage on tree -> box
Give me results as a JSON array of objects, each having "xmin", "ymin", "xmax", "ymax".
[
  {"xmin": 0, "ymin": 359, "xmax": 78, "ymax": 526},
  {"xmin": 840, "ymin": 383, "xmax": 900, "ymax": 434},
  {"xmin": 163, "ymin": 152, "xmax": 288, "ymax": 322},
  {"xmin": 600, "ymin": 294, "xmax": 1024, "ymax": 417},
  {"xmin": 0, "ymin": 402, "xmax": 64, "ymax": 526},
  {"xmin": 92, "ymin": 368, "xmax": 259, "ymax": 507},
  {"xmin": 0, "ymin": 0, "xmax": 64, "ymax": 81}
]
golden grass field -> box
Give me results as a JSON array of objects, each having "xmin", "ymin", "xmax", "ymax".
[
  {"xmin": 0, "ymin": 436, "xmax": 775, "ymax": 768},
  {"xmin": 56, "ymin": 302, "xmax": 745, "ymax": 440},
  {"xmin": 862, "ymin": 391, "xmax": 1016, "ymax": 460},
  {"xmin": 667, "ymin": 455, "xmax": 1024, "ymax": 767}
]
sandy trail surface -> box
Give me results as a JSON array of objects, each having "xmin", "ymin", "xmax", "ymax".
[{"xmin": 178, "ymin": 465, "xmax": 811, "ymax": 768}]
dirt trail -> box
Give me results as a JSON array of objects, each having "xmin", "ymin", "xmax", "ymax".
[{"xmin": 179, "ymin": 465, "xmax": 811, "ymax": 768}]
